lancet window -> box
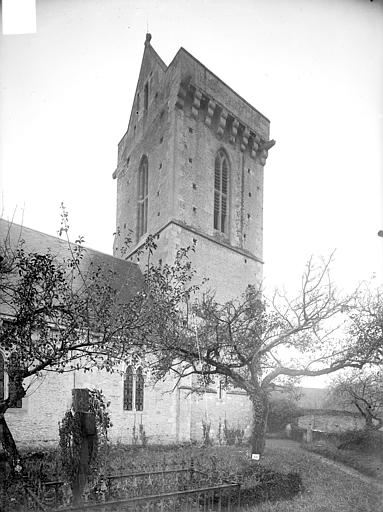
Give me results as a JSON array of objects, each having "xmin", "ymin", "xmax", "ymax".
[
  {"xmin": 123, "ymin": 365, "xmax": 145, "ymax": 411},
  {"xmin": 137, "ymin": 156, "xmax": 148, "ymax": 239},
  {"xmin": 214, "ymin": 149, "xmax": 229, "ymax": 233}
]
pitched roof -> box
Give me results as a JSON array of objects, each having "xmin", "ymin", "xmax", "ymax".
[
  {"xmin": 116, "ymin": 34, "xmax": 270, "ymax": 162},
  {"xmin": 172, "ymin": 46, "xmax": 269, "ymax": 123},
  {"xmin": 0, "ymin": 219, "xmax": 143, "ymax": 317}
]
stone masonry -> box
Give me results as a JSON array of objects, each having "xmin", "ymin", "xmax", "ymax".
[
  {"xmin": 113, "ymin": 34, "xmax": 274, "ymax": 302},
  {"xmin": 112, "ymin": 35, "xmax": 274, "ymax": 441},
  {"xmin": 3, "ymin": 36, "xmax": 275, "ymax": 447}
]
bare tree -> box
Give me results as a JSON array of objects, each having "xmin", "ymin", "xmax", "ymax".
[
  {"xmin": 328, "ymin": 368, "xmax": 383, "ymax": 430},
  {"xmin": 349, "ymin": 286, "xmax": 383, "ymax": 365},
  {"xmin": 144, "ymin": 255, "xmax": 366, "ymax": 455},
  {"xmin": 0, "ymin": 218, "xmax": 147, "ymax": 472}
]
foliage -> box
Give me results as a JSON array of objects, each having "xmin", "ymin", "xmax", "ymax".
[
  {"xmin": 4, "ymin": 441, "xmax": 381, "ymax": 512},
  {"xmin": 0, "ymin": 208, "xmax": 199, "ymax": 471},
  {"xmin": 289, "ymin": 424, "xmax": 306, "ymax": 442},
  {"xmin": 139, "ymin": 423, "xmax": 148, "ymax": 447},
  {"xmin": 223, "ymin": 419, "xmax": 244, "ymax": 445},
  {"xmin": 0, "ymin": 211, "xmax": 148, "ymax": 470},
  {"xmin": 58, "ymin": 388, "xmax": 111, "ymax": 490},
  {"xmin": 89, "ymin": 389, "xmax": 113, "ymax": 442},
  {"xmin": 303, "ymin": 441, "xmax": 379, "ymax": 477},
  {"xmin": 327, "ymin": 367, "xmax": 383, "ymax": 430},
  {"xmin": 268, "ymin": 397, "xmax": 301, "ymax": 433},
  {"xmin": 238, "ymin": 465, "xmax": 303, "ymax": 504},
  {"xmin": 201, "ymin": 418, "xmax": 212, "ymax": 446},
  {"xmin": 217, "ymin": 419, "xmax": 223, "ymax": 445},
  {"xmin": 58, "ymin": 410, "xmax": 83, "ymax": 485},
  {"xmin": 141, "ymin": 254, "xmax": 367, "ymax": 454},
  {"xmin": 336, "ymin": 428, "xmax": 383, "ymax": 454},
  {"xmin": 348, "ymin": 286, "xmax": 383, "ymax": 365},
  {"xmin": 131, "ymin": 424, "xmax": 139, "ymax": 445}
]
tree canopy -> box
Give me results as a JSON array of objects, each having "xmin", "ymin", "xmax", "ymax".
[
  {"xmin": 0, "ymin": 218, "xmax": 148, "ymax": 470},
  {"xmin": 328, "ymin": 368, "xmax": 383, "ymax": 430},
  {"xmin": 143, "ymin": 254, "xmax": 373, "ymax": 454}
]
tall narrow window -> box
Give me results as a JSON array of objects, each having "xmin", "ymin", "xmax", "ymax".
[
  {"xmin": 135, "ymin": 367, "xmax": 144, "ymax": 411},
  {"xmin": 137, "ymin": 156, "xmax": 148, "ymax": 239},
  {"xmin": 144, "ymin": 82, "xmax": 149, "ymax": 111},
  {"xmin": 123, "ymin": 365, "xmax": 145, "ymax": 411},
  {"xmin": 214, "ymin": 150, "xmax": 229, "ymax": 233},
  {"xmin": 123, "ymin": 366, "xmax": 134, "ymax": 410}
]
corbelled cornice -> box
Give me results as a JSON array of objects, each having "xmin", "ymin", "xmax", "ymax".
[{"xmin": 176, "ymin": 81, "xmax": 275, "ymax": 165}]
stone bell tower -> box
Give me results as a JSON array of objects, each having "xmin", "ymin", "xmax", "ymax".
[{"xmin": 113, "ymin": 34, "xmax": 274, "ymax": 302}]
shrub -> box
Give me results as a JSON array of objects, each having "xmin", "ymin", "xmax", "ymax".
[
  {"xmin": 304, "ymin": 441, "xmax": 378, "ymax": 477},
  {"xmin": 241, "ymin": 467, "xmax": 303, "ymax": 503},
  {"xmin": 219, "ymin": 464, "xmax": 303, "ymax": 506},
  {"xmin": 139, "ymin": 423, "xmax": 148, "ymax": 447},
  {"xmin": 290, "ymin": 424, "xmax": 305, "ymax": 442},
  {"xmin": 223, "ymin": 420, "xmax": 244, "ymax": 446},
  {"xmin": 336, "ymin": 429, "xmax": 383, "ymax": 454},
  {"xmin": 268, "ymin": 398, "xmax": 300, "ymax": 433},
  {"xmin": 202, "ymin": 419, "xmax": 212, "ymax": 446}
]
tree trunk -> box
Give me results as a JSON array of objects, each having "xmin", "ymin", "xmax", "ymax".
[
  {"xmin": 365, "ymin": 411, "xmax": 382, "ymax": 431},
  {"xmin": 0, "ymin": 380, "xmax": 25, "ymax": 475},
  {"xmin": 249, "ymin": 390, "xmax": 269, "ymax": 456},
  {"xmin": 0, "ymin": 411, "xmax": 22, "ymax": 474}
]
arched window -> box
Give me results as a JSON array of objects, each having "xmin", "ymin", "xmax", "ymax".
[
  {"xmin": 123, "ymin": 365, "xmax": 134, "ymax": 410},
  {"xmin": 123, "ymin": 365, "xmax": 145, "ymax": 411},
  {"xmin": 135, "ymin": 367, "xmax": 144, "ymax": 411},
  {"xmin": 214, "ymin": 150, "xmax": 229, "ymax": 233},
  {"xmin": 137, "ymin": 156, "xmax": 148, "ymax": 239}
]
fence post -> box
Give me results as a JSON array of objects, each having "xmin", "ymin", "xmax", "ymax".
[
  {"xmin": 71, "ymin": 388, "xmax": 96, "ymax": 505},
  {"xmin": 190, "ymin": 457, "xmax": 195, "ymax": 485}
]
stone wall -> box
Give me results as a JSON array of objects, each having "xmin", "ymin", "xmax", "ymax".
[
  {"xmin": 298, "ymin": 412, "xmax": 365, "ymax": 433},
  {"xmin": 6, "ymin": 372, "xmax": 73, "ymax": 447},
  {"xmin": 5, "ymin": 368, "xmax": 184, "ymax": 447},
  {"xmin": 188, "ymin": 388, "xmax": 252, "ymax": 443}
]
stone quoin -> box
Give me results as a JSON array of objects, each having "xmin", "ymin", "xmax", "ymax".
[{"xmin": 2, "ymin": 35, "xmax": 275, "ymax": 446}]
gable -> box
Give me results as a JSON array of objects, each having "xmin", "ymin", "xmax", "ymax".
[
  {"xmin": 114, "ymin": 35, "xmax": 272, "ymax": 180},
  {"xmin": 115, "ymin": 35, "xmax": 168, "ymax": 171}
]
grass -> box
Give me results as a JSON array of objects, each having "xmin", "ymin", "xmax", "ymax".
[
  {"xmin": 303, "ymin": 441, "xmax": 383, "ymax": 479},
  {"xmin": 102, "ymin": 441, "xmax": 383, "ymax": 511},
  {"xmin": 247, "ymin": 439, "xmax": 382, "ymax": 512},
  {"xmin": 6, "ymin": 439, "xmax": 383, "ymax": 512}
]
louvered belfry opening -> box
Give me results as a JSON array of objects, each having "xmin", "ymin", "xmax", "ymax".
[
  {"xmin": 214, "ymin": 150, "xmax": 229, "ymax": 233},
  {"xmin": 137, "ymin": 156, "xmax": 148, "ymax": 239}
]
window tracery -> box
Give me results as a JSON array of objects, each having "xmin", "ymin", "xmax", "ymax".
[{"xmin": 123, "ymin": 365, "xmax": 145, "ymax": 411}]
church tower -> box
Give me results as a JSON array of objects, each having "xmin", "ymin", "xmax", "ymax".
[{"xmin": 113, "ymin": 34, "xmax": 274, "ymax": 302}]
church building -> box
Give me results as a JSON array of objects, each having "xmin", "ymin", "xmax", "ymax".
[
  {"xmin": 113, "ymin": 34, "xmax": 273, "ymax": 302},
  {"xmin": 2, "ymin": 36, "xmax": 273, "ymax": 447}
]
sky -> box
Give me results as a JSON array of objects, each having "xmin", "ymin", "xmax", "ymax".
[{"xmin": 1, "ymin": 0, "xmax": 382, "ymax": 296}]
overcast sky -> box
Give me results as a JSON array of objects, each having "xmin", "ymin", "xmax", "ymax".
[{"xmin": 1, "ymin": 0, "xmax": 382, "ymax": 294}]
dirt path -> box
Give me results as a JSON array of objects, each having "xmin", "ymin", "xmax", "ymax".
[{"xmin": 266, "ymin": 438, "xmax": 383, "ymax": 490}]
